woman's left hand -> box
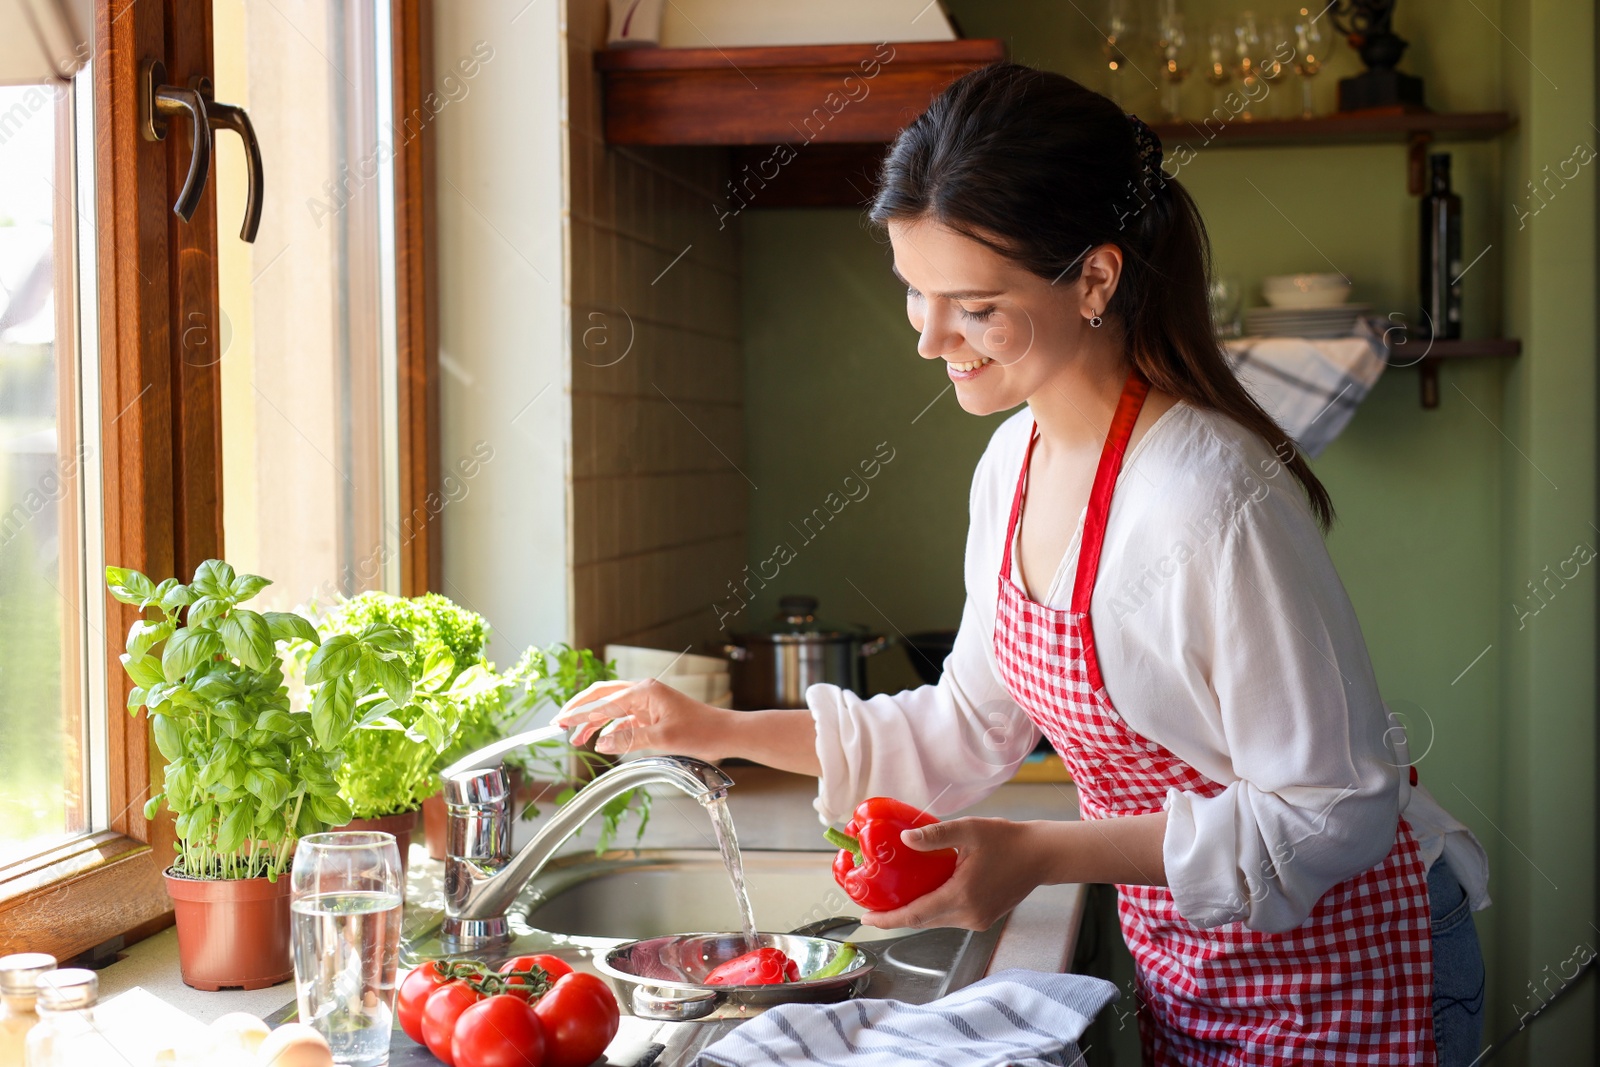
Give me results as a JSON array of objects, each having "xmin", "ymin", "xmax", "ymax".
[{"xmin": 859, "ymin": 817, "xmax": 1044, "ymax": 932}]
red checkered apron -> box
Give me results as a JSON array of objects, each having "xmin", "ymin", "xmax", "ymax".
[{"xmin": 992, "ymin": 372, "xmax": 1435, "ymax": 1065}]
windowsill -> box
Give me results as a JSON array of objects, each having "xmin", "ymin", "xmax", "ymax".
[
  {"xmin": 96, "ymin": 927, "xmax": 295, "ymax": 1023},
  {"xmin": 0, "ymin": 832, "xmax": 172, "ymax": 962}
]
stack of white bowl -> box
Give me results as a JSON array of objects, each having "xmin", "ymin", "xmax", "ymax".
[
  {"xmin": 604, "ymin": 644, "xmax": 733, "ymax": 707},
  {"xmin": 1245, "ymin": 273, "xmax": 1366, "ymax": 339}
]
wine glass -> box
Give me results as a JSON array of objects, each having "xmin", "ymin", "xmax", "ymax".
[
  {"xmin": 1155, "ymin": 6, "xmax": 1193, "ymax": 121},
  {"xmin": 1258, "ymin": 16, "xmax": 1291, "ymax": 119},
  {"xmin": 1101, "ymin": 0, "xmax": 1139, "ymax": 106},
  {"xmin": 292, "ymin": 832, "xmax": 404, "ymax": 1067},
  {"xmin": 1233, "ymin": 12, "xmax": 1264, "ymax": 120},
  {"xmin": 1205, "ymin": 21, "xmax": 1234, "ymax": 114},
  {"xmin": 1293, "ymin": 5, "xmax": 1327, "ymax": 118}
]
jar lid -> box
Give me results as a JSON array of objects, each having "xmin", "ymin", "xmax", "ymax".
[
  {"xmin": 0, "ymin": 953, "xmax": 57, "ymax": 997},
  {"xmin": 35, "ymin": 969, "xmax": 97, "ymax": 1011}
]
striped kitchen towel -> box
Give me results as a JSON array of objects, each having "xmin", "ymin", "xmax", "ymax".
[
  {"xmin": 691, "ymin": 969, "xmax": 1119, "ymax": 1067},
  {"xmin": 1224, "ymin": 315, "xmax": 1390, "ymax": 458}
]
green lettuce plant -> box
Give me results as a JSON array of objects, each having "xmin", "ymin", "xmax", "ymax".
[
  {"xmin": 305, "ymin": 590, "xmax": 652, "ymax": 849},
  {"xmin": 108, "ymin": 560, "xmax": 412, "ymax": 881},
  {"xmin": 310, "ymin": 592, "xmax": 502, "ymax": 820}
]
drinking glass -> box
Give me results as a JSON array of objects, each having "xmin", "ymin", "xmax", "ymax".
[
  {"xmin": 292, "ymin": 832, "xmax": 404, "ymax": 1067},
  {"xmin": 1293, "ymin": 5, "xmax": 1327, "ymax": 117},
  {"xmin": 1209, "ymin": 276, "xmax": 1242, "ymax": 339},
  {"xmin": 1154, "ymin": 5, "xmax": 1193, "ymax": 121},
  {"xmin": 1233, "ymin": 12, "xmax": 1264, "ymax": 120},
  {"xmin": 1258, "ymin": 16, "xmax": 1291, "ymax": 119},
  {"xmin": 1205, "ymin": 21, "xmax": 1234, "ymax": 114},
  {"xmin": 1101, "ymin": 0, "xmax": 1139, "ymax": 106}
]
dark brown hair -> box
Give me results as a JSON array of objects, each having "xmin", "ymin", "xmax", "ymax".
[{"xmin": 870, "ymin": 63, "xmax": 1334, "ymax": 530}]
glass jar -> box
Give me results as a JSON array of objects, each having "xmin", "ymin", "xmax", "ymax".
[
  {"xmin": 0, "ymin": 954, "xmax": 56, "ymax": 1067},
  {"xmin": 22, "ymin": 970, "xmax": 118, "ymax": 1067}
]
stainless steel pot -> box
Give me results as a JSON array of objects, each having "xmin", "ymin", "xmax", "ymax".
[{"xmin": 723, "ymin": 596, "xmax": 887, "ymax": 710}]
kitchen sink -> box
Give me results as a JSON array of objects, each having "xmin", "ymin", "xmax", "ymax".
[
  {"xmin": 518, "ymin": 848, "xmax": 858, "ymax": 940},
  {"xmin": 396, "ymin": 847, "xmax": 1009, "ymax": 1065}
]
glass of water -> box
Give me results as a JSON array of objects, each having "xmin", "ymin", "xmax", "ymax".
[{"xmin": 292, "ymin": 832, "xmax": 404, "ymax": 1067}]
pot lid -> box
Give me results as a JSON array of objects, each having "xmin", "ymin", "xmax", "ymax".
[{"xmin": 732, "ymin": 595, "xmax": 873, "ymax": 641}]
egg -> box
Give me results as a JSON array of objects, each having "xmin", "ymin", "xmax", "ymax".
[
  {"xmin": 210, "ymin": 1012, "xmax": 272, "ymax": 1061},
  {"xmin": 255, "ymin": 1023, "xmax": 334, "ymax": 1067}
]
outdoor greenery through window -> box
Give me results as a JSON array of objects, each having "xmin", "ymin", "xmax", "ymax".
[{"xmin": 0, "ymin": 71, "xmax": 104, "ymax": 868}]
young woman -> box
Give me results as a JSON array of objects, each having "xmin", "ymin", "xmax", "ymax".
[{"xmin": 558, "ymin": 64, "xmax": 1490, "ymax": 1066}]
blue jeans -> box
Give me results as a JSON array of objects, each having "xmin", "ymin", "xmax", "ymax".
[{"xmin": 1430, "ymin": 857, "xmax": 1485, "ymax": 1065}]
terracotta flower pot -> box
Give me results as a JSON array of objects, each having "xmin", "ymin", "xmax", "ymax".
[
  {"xmin": 422, "ymin": 791, "xmax": 447, "ymax": 861},
  {"xmin": 341, "ymin": 808, "xmax": 421, "ymax": 880},
  {"xmin": 164, "ymin": 870, "xmax": 293, "ymax": 992}
]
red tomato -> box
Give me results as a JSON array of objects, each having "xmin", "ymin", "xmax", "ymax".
[
  {"xmin": 421, "ymin": 981, "xmax": 484, "ymax": 1066},
  {"xmin": 452, "ymin": 994, "xmax": 547, "ymax": 1067},
  {"xmin": 532, "ymin": 973, "xmax": 620, "ymax": 1067},
  {"xmin": 397, "ymin": 962, "xmax": 450, "ymax": 1045},
  {"xmin": 498, "ymin": 953, "xmax": 574, "ymax": 998}
]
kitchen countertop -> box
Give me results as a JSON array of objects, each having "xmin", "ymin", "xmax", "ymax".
[{"xmin": 96, "ymin": 764, "xmax": 1085, "ymax": 1053}]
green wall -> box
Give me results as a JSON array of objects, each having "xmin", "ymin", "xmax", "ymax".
[
  {"xmin": 739, "ymin": 213, "xmax": 1004, "ymax": 693},
  {"xmin": 741, "ymin": 0, "xmax": 1596, "ymax": 1060}
]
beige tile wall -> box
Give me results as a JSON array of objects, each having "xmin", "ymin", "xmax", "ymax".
[{"xmin": 567, "ymin": 0, "xmax": 748, "ymax": 655}]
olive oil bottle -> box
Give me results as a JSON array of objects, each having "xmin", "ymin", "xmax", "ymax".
[{"xmin": 1420, "ymin": 153, "xmax": 1463, "ymax": 339}]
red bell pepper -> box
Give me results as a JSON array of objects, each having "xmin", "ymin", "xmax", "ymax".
[
  {"xmin": 704, "ymin": 947, "xmax": 799, "ymax": 986},
  {"xmin": 823, "ymin": 796, "xmax": 957, "ymax": 912}
]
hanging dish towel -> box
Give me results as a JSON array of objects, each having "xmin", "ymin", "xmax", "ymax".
[
  {"xmin": 690, "ymin": 968, "xmax": 1119, "ymax": 1067},
  {"xmin": 1224, "ymin": 316, "xmax": 1389, "ymax": 458}
]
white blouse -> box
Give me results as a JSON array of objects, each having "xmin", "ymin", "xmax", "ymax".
[{"xmin": 807, "ymin": 402, "xmax": 1490, "ymax": 934}]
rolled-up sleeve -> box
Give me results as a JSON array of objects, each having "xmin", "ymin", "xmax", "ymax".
[
  {"xmin": 1159, "ymin": 481, "xmax": 1403, "ymax": 934},
  {"xmin": 809, "ymin": 595, "xmax": 1040, "ymax": 824}
]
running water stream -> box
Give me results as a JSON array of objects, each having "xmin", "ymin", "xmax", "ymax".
[{"xmin": 703, "ymin": 793, "xmax": 758, "ymax": 947}]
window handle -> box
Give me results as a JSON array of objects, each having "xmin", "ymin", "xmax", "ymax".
[
  {"xmin": 192, "ymin": 76, "xmax": 264, "ymax": 243},
  {"xmin": 139, "ymin": 60, "xmax": 211, "ymax": 224}
]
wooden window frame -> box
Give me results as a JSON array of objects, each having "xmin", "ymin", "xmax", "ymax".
[
  {"xmin": 0, "ymin": 0, "xmax": 441, "ymax": 961},
  {"xmin": 394, "ymin": 0, "xmax": 441, "ymax": 598}
]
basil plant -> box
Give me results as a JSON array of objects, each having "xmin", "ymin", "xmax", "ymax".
[{"xmin": 108, "ymin": 560, "xmax": 413, "ymax": 881}]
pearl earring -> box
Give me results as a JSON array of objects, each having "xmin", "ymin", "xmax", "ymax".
[{"xmin": 1089, "ymin": 310, "xmax": 1103, "ymax": 328}]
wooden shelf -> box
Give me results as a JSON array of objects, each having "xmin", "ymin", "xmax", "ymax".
[
  {"xmin": 594, "ymin": 39, "xmax": 1006, "ymax": 146},
  {"xmin": 1148, "ymin": 109, "xmax": 1515, "ymax": 195},
  {"xmin": 1384, "ymin": 337, "xmax": 1521, "ymax": 408},
  {"xmin": 595, "ymin": 43, "xmax": 1514, "ymax": 202},
  {"xmin": 1146, "ymin": 110, "xmax": 1515, "ymax": 149},
  {"xmin": 1419, "ymin": 338, "xmax": 1522, "ymax": 359}
]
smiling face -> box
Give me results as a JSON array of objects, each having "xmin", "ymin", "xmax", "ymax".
[{"xmin": 888, "ymin": 217, "xmax": 1119, "ymax": 416}]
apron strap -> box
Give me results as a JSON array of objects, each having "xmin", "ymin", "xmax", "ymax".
[
  {"xmin": 1071, "ymin": 371, "xmax": 1150, "ymax": 613},
  {"xmin": 999, "ymin": 370, "xmax": 1150, "ymax": 605},
  {"xmin": 998, "ymin": 424, "xmax": 1041, "ymax": 584}
]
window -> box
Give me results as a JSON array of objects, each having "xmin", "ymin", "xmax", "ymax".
[
  {"xmin": 0, "ymin": 0, "xmax": 439, "ymax": 962},
  {"xmin": 0, "ymin": 74, "xmax": 106, "ymax": 873}
]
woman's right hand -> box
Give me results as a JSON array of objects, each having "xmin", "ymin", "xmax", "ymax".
[{"xmin": 553, "ymin": 679, "xmax": 734, "ymax": 762}]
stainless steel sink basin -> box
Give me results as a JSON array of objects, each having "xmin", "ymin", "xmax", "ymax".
[
  {"xmin": 518, "ymin": 848, "xmax": 858, "ymax": 941},
  {"xmin": 399, "ymin": 848, "xmax": 1007, "ymax": 1066}
]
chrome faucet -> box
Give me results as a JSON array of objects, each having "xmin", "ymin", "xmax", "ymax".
[{"xmin": 441, "ymin": 732, "xmax": 734, "ymax": 949}]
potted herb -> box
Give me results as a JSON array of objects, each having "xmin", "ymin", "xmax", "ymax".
[
  {"xmin": 108, "ymin": 560, "xmax": 410, "ymax": 991},
  {"xmin": 307, "ymin": 592, "xmax": 502, "ymax": 872}
]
